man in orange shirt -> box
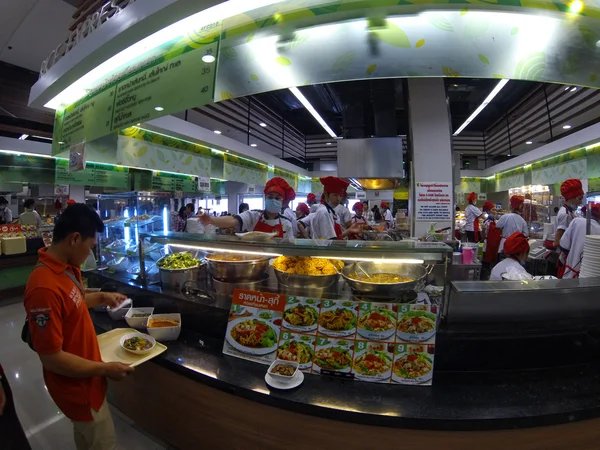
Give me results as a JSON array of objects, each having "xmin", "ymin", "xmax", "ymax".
[{"xmin": 24, "ymin": 204, "xmax": 134, "ymax": 450}]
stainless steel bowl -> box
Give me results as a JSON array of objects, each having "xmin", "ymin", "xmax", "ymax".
[
  {"xmin": 273, "ymin": 267, "xmax": 340, "ymax": 289},
  {"xmin": 341, "ymin": 262, "xmax": 431, "ymax": 298},
  {"xmin": 211, "ymin": 274, "xmax": 270, "ymax": 297},
  {"xmin": 107, "ymin": 257, "xmax": 129, "ymax": 272},
  {"xmin": 156, "ymin": 255, "xmax": 207, "ymax": 292},
  {"xmin": 206, "ymin": 254, "xmax": 270, "ymax": 282}
]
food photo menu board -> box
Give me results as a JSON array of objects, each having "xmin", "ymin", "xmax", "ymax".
[{"xmin": 223, "ymin": 290, "xmax": 438, "ymax": 385}]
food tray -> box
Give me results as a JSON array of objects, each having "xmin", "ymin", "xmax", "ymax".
[{"xmin": 97, "ymin": 328, "xmax": 167, "ymax": 367}]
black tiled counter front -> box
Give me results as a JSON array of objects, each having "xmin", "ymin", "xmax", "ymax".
[{"xmin": 92, "ymin": 310, "xmax": 600, "ymax": 432}]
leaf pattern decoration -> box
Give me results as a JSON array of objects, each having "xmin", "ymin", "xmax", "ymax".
[
  {"xmin": 442, "ymin": 66, "xmax": 460, "ymax": 77},
  {"xmin": 250, "ymin": 74, "xmax": 259, "ymax": 81},
  {"xmin": 276, "ymin": 56, "xmax": 292, "ymax": 66},
  {"xmin": 372, "ymin": 21, "xmax": 411, "ymax": 47},
  {"xmin": 478, "ymin": 54, "xmax": 490, "ymax": 64},
  {"xmin": 332, "ymin": 51, "xmax": 356, "ymax": 73},
  {"xmin": 134, "ymin": 146, "xmax": 148, "ymax": 158},
  {"xmin": 366, "ymin": 64, "xmax": 377, "ymax": 75},
  {"xmin": 415, "ymin": 39, "xmax": 425, "ymax": 48},
  {"xmin": 157, "ymin": 149, "xmax": 167, "ymax": 164},
  {"xmin": 183, "ymin": 155, "xmax": 193, "ymax": 165},
  {"xmin": 511, "ymin": 27, "xmax": 519, "ymax": 35},
  {"xmin": 221, "ymin": 92, "xmax": 233, "ymax": 100}
]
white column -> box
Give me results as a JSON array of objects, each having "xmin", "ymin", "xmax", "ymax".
[{"xmin": 407, "ymin": 79, "xmax": 454, "ymax": 237}]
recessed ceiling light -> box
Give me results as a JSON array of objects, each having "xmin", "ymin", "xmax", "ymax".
[
  {"xmin": 214, "ymin": 130, "xmax": 222, "ymax": 134},
  {"xmin": 570, "ymin": 87, "xmax": 577, "ymax": 92},
  {"xmin": 326, "ymin": 142, "xmax": 332, "ymax": 145},
  {"xmin": 564, "ymin": 86, "xmax": 571, "ymax": 91},
  {"xmin": 563, "ymin": 125, "xmax": 572, "ymax": 129},
  {"xmin": 202, "ymin": 53, "xmax": 215, "ymax": 63},
  {"xmin": 154, "ymin": 106, "xmax": 164, "ymax": 111},
  {"xmin": 136, "ymin": 123, "xmax": 141, "ymax": 126},
  {"xmin": 259, "ymin": 122, "xmax": 267, "ymax": 127},
  {"xmin": 526, "ymin": 141, "xmax": 533, "ymax": 144},
  {"xmin": 250, "ymin": 143, "xmax": 257, "ymax": 147}
]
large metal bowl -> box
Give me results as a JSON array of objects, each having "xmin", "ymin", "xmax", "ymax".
[
  {"xmin": 341, "ymin": 262, "xmax": 431, "ymax": 298},
  {"xmin": 273, "ymin": 267, "xmax": 340, "ymax": 289},
  {"xmin": 156, "ymin": 255, "xmax": 207, "ymax": 292},
  {"xmin": 206, "ymin": 254, "xmax": 270, "ymax": 282}
]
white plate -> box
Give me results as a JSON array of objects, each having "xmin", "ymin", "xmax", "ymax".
[
  {"xmin": 396, "ymin": 328, "xmax": 436, "ymax": 343},
  {"xmin": 235, "ymin": 231, "xmax": 278, "ymax": 241},
  {"xmin": 352, "ymin": 350, "xmax": 393, "ymax": 381},
  {"xmin": 356, "ymin": 325, "xmax": 396, "ymax": 341},
  {"xmin": 265, "ymin": 370, "xmax": 304, "ymax": 390},
  {"xmin": 282, "ymin": 304, "xmax": 319, "ymax": 333},
  {"xmin": 119, "ymin": 332, "xmax": 156, "ymax": 355},
  {"xmin": 225, "ymin": 317, "xmax": 278, "ymax": 356}
]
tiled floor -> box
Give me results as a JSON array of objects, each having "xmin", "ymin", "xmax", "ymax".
[{"xmin": 1, "ymin": 300, "xmax": 170, "ymax": 450}]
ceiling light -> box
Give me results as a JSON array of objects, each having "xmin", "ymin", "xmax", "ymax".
[
  {"xmin": 31, "ymin": 135, "xmax": 53, "ymax": 141},
  {"xmin": 213, "ymin": 130, "xmax": 222, "ymax": 134},
  {"xmin": 289, "ymin": 86, "xmax": 337, "ymax": 138},
  {"xmin": 136, "ymin": 123, "xmax": 141, "ymax": 126},
  {"xmin": 526, "ymin": 141, "xmax": 533, "ymax": 144},
  {"xmin": 42, "ymin": 0, "xmax": 286, "ymax": 110},
  {"xmin": 201, "ymin": 53, "xmax": 216, "ymax": 63},
  {"xmin": 326, "ymin": 142, "xmax": 332, "ymax": 145},
  {"xmin": 250, "ymin": 143, "xmax": 257, "ymax": 147},
  {"xmin": 453, "ymin": 79, "xmax": 509, "ymax": 136},
  {"xmin": 154, "ymin": 106, "xmax": 164, "ymax": 111},
  {"xmin": 259, "ymin": 122, "xmax": 267, "ymax": 127},
  {"xmin": 563, "ymin": 125, "xmax": 572, "ymax": 129},
  {"xmin": 570, "ymin": 87, "xmax": 577, "ymax": 92},
  {"xmin": 564, "ymin": 86, "xmax": 571, "ymax": 91},
  {"xmin": 570, "ymin": 0, "xmax": 583, "ymax": 13},
  {"xmin": 19, "ymin": 134, "xmax": 29, "ymax": 140}
]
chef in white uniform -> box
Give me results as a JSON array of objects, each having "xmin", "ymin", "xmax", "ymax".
[
  {"xmin": 490, "ymin": 232, "xmax": 532, "ymax": 280},
  {"xmin": 464, "ymin": 192, "xmax": 483, "ymax": 242},
  {"xmin": 496, "ymin": 195, "xmax": 529, "ymax": 254},
  {"xmin": 334, "ymin": 200, "xmax": 352, "ymax": 231},
  {"xmin": 555, "ymin": 178, "xmax": 584, "ymax": 247},
  {"xmin": 307, "ymin": 193, "xmax": 319, "ymax": 214},
  {"xmin": 380, "ymin": 202, "xmax": 393, "ymax": 228},
  {"xmin": 559, "ymin": 203, "xmax": 600, "ymax": 278},
  {"xmin": 311, "ymin": 177, "xmax": 363, "ymax": 240}
]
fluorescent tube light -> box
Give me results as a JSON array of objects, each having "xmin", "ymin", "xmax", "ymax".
[
  {"xmin": 168, "ymin": 243, "xmax": 282, "ymax": 258},
  {"xmin": 19, "ymin": 134, "xmax": 29, "ymax": 140},
  {"xmin": 289, "ymin": 86, "xmax": 337, "ymax": 138},
  {"xmin": 453, "ymin": 79, "xmax": 509, "ymax": 136}
]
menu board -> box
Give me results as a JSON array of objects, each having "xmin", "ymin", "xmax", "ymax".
[
  {"xmin": 151, "ymin": 173, "xmax": 197, "ymax": 192},
  {"xmin": 55, "ymin": 160, "xmax": 130, "ymax": 188},
  {"xmin": 223, "ymin": 291, "xmax": 438, "ymax": 386}
]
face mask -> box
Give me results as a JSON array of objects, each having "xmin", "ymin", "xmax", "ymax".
[{"xmin": 265, "ymin": 198, "xmax": 282, "ymax": 213}]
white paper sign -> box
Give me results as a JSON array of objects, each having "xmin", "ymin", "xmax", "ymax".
[
  {"xmin": 355, "ymin": 190, "xmax": 367, "ymax": 199},
  {"xmin": 416, "ymin": 182, "xmax": 452, "ymax": 221},
  {"xmin": 198, "ymin": 176, "xmax": 211, "ymax": 192}
]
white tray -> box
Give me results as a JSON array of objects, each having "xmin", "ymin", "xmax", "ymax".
[{"xmin": 97, "ymin": 328, "xmax": 167, "ymax": 367}]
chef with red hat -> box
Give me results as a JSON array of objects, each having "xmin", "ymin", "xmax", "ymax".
[
  {"xmin": 311, "ymin": 177, "xmax": 363, "ymax": 239},
  {"xmin": 481, "ymin": 200, "xmax": 501, "ymax": 270},
  {"xmin": 200, "ymin": 177, "xmax": 293, "ymax": 238},
  {"xmin": 490, "ymin": 232, "xmax": 532, "ymax": 280},
  {"xmin": 555, "ymin": 178, "xmax": 584, "ymax": 247},
  {"xmin": 496, "ymin": 195, "xmax": 529, "ymax": 254},
  {"xmin": 380, "ymin": 202, "xmax": 393, "ymax": 228},
  {"xmin": 464, "ymin": 192, "xmax": 483, "ymax": 242},
  {"xmin": 280, "ymin": 182, "xmax": 299, "ymax": 237},
  {"xmin": 558, "ymin": 203, "xmax": 600, "ymax": 278},
  {"xmin": 307, "ymin": 193, "xmax": 318, "ymax": 213}
]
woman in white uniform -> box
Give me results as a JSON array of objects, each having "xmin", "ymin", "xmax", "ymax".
[
  {"xmin": 559, "ymin": 204, "xmax": 600, "ymax": 278},
  {"xmin": 380, "ymin": 202, "xmax": 393, "ymax": 229},
  {"xmin": 311, "ymin": 177, "xmax": 363, "ymax": 240},
  {"xmin": 555, "ymin": 178, "xmax": 584, "ymax": 247},
  {"xmin": 464, "ymin": 192, "xmax": 483, "ymax": 242},
  {"xmin": 307, "ymin": 193, "xmax": 319, "ymax": 214},
  {"xmin": 496, "ymin": 195, "xmax": 529, "ymax": 254},
  {"xmin": 490, "ymin": 232, "xmax": 532, "ymax": 280}
]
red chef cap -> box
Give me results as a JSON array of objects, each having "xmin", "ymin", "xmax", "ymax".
[
  {"xmin": 265, "ymin": 177, "xmax": 292, "ymax": 202},
  {"xmin": 66, "ymin": 199, "xmax": 76, "ymax": 205},
  {"xmin": 482, "ymin": 200, "xmax": 495, "ymax": 212},
  {"xmin": 510, "ymin": 195, "xmax": 525, "ymax": 209},
  {"xmin": 285, "ymin": 184, "xmax": 296, "ymax": 202},
  {"xmin": 380, "ymin": 202, "xmax": 389, "ymax": 209},
  {"xmin": 503, "ymin": 232, "xmax": 530, "ymax": 256},
  {"xmin": 560, "ymin": 179, "xmax": 584, "ymax": 200},
  {"xmin": 467, "ymin": 192, "xmax": 477, "ymax": 203},
  {"xmin": 307, "ymin": 193, "xmax": 316, "ymax": 203},
  {"xmin": 352, "ymin": 202, "xmax": 364, "ymax": 213},
  {"xmin": 296, "ymin": 203, "xmax": 310, "ymax": 215},
  {"xmin": 320, "ymin": 176, "xmax": 349, "ymax": 195}
]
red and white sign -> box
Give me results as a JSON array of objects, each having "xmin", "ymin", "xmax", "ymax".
[{"xmin": 415, "ymin": 182, "xmax": 452, "ymax": 221}]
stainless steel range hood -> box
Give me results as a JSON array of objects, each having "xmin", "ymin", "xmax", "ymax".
[{"xmin": 336, "ymin": 138, "xmax": 403, "ymax": 189}]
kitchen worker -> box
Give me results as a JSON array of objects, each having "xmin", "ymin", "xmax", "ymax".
[
  {"xmin": 555, "ymin": 178, "xmax": 584, "ymax": 247},
  {"xmin": 334, "ymin": 194, "xmax": 353, "ymax": 230},
  {"xmin": 307, "ymin": 193, "xmax": 319, "ymax": 213},
  {"xmin": 558, "ymin": 203, "xmax": 600, "ymax": 278},
  {"xmin": 380, "ymin": 202, "xmax": 393, "ymax": 228},
  {"xmin": 18, "ymin": 198, "xmax": 43, "ymax": 229},
  {"xmin": 296, "ymin": 203, "xmax": 311, "ymax": 238},
  {"xmin": 464, "ymin": 192, "xmax": 483, "ymax": 242},
  {"xmin": 480, "ymin": 200, "xmax": 501, "ymax": 278},
  {"xmin": 24, "ymin": 203, "xmax": 134, "ymax": 450},
  {"xmin": 490, "ymin": 232, "xmax": 532, "ymax": 280},
  {"xmin": 0, "ymin": 196, "xmax": 13, "ymax": 224},
  {"xmin": 200, "ymin": 177, "xmax": 293, "ymax": 239},
  {"xmin": 311, "ymin": 176, "xmax": 363, "ymax": 239},
  {"xmin": 281, "ymin": 184, "xmax": 299, "ymax": 237},
  {"xmin": 496, "ymin": 195, "xmax": 529, "ymax": 254},
  {"xmin": 348, "ymin": 202, "xmax": 367, "ymax": 240}
]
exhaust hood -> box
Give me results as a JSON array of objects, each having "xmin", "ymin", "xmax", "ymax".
[{"xmin": 337, "ymin": 138, "xmax": 404, "ymax": 190}]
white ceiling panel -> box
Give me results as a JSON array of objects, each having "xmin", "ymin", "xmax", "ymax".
[{"xmin": 0, "ymin": 0, "xmax": 75, "ymax": 72}]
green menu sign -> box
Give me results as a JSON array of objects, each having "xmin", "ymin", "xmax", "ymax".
[
  {"xmin": 55, "ymin": 160, "xmax": 130, "ymax": 188},
  {"xmin": 52, "ymin": 23, "xmax": 221, "ymax": 155},
  {"xmin": 151, "ymin": 172, "xmax": 197, "ymax": 192}
]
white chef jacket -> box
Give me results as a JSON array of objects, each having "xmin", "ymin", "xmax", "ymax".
[
  {"xmin": 236, "ymin": 210, "xmax": 293, "ymax": 239},
  {"xmin": 556, "ymin": 205, "xmax": 575, "ymax": 232},
  {"xmin": 309, "ymin": 204, "xmax": 319, "ymax": 214},
  {"xmin": 496, "ymin": 213, "xmax": 529, "ymax": 253},
  {"xmin": 18, "ymin": 209, "xmax": 42, "ymax": 228},
  {"xmin": 490, "ymin": 257, "xmax": 530, "ymax": 281},
  {"xmin": 560, "ymin": 217, "xmax": 600, "ymax": 278},
  {"xmin": 310, "ymin": 204, "xmax": 340, "ymax": 240},
  {"xmin": 334, "ymin": 204, "xmax": 352, "ymax": 230},
  {"xmin": 465, "ymin": 204, "xmax": 482, "ymax": 232},
  {"xmin": 298, "ymin": 213, "xmax": 313, "ymax": 237},
  {"xmin": 282, "ymin": 207, "xmax": 298, "ymax": 236},
  {"xmin": 383, "ymin": 209, "xmax": 393, "ymax": 223}
]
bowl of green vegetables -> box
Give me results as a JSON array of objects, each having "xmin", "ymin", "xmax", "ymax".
[{"xmin": 156, "ymin": 252, "xmax": 206, "ymax": 292}]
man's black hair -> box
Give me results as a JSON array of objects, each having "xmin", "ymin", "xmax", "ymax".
[
  {"xmin": 53, "ymin": 204, "xmax": 104, "ymax": 243},
  {"xmin": 0, "ymin": 196, "xmax": 7, "ymax": 205},
  {"xmin": 23, "ymin": 199, "xmax": 35, "ymax": 209},
  {"xmin": 239, "ymin": 203, "xmax": 249, "ymax": 214}
]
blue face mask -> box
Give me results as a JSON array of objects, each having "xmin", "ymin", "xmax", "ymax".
[{"xmin": 265, "ymin": 198, "xmax": 282, "ymax": 213}]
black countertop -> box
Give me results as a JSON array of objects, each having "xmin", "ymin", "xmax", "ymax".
[{"xmin": 91, "ymin": 311, "xmax": 600, "ymax": 431}]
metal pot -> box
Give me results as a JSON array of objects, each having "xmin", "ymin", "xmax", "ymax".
[
  {"xmin": 211, "ymin": 274, "xmax": 270, "ymax": 297},
  {"xmin": 341, "ymin": 262, "xmax": 432, "ymax": 298},
  {"xmin": 157, "ymin": 256, "xmax": 207, "ymax": 292},
  {"xmin": 206, "ymin": 254, "xmax": 270, "ymax": 282},
  {"xmin": 273, "ymin": 267, "xmax": 339, "ymax": 289}
]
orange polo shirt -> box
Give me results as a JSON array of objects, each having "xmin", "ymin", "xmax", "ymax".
[{"xmin": 24, "ymin": 247, "xmax": 106, "ymax": 422}]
